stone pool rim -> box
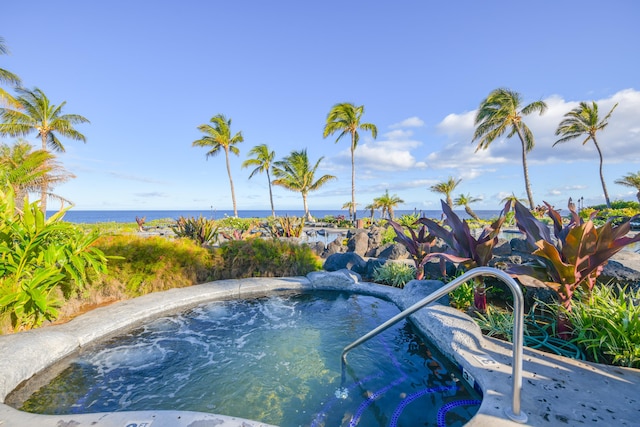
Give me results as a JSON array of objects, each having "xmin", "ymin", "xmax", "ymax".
[{"xmin": 2, "ymin": 270, "xmax": 639, "ymax": 426}]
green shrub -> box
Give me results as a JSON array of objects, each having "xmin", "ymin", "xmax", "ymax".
[
  {"xmin": 171, "ymin": 216, "xmax": 219, "ymax": 245},
  {"xmin": 214, "ymin": 239, "xmax": 322, "ymax": 279},
  {"xmin": 449, "ymin": 281, "xmax": 475, "ymax": 310},
  {"xmin": 569, "ymin": 284, "xmax": 640, "ymax": 368},
  {"xmin": 372, "ymin": 262, "xmax": 416, "ymax": 288}
]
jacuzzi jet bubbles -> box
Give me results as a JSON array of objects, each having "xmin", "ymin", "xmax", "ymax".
[{"xmin": 334, "ymin": 387, "xmax": 349, "ymax": 399}]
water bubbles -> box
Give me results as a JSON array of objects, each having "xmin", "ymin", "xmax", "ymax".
[{"xmin": 334, "ymin": 387, "xmax": 349, "ymax": 399}]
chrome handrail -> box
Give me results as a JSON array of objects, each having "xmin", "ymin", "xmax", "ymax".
[{"xmin": 341, "ymin": 266, "xmax": 528, "ymax": 423}]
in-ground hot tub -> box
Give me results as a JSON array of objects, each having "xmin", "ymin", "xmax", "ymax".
[{"xmin": 0, "ymin": 272, "xmax": 520, "ymax": 427}]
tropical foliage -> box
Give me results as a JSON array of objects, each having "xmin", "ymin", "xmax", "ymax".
[
  {"xmin": 192, "ymin": 114, "xmax": 243, "ymax": 217},
  {"xmin": 473, "ymin": 88, "xmax": 547, "ymax": 209},
  {"xmin": 615, "ymin": 171, "xmax": 640, "ymax": 203},
  {"xmin": 0, "ymin": 37, "xmax": 21, "ymax": 107},
  {"xmin": 242, "ymin": 144, "xmax": 276, "ymax": 217},
  {"xmin": 374, "ymin": 190, "xmax": 404, "ymax": 219},
  {"xmin": 554, "ymin": 101, "xmax": 617, "ymax": 208},
  {"xmin": 0, "ymin": 189, "xmax": 108, "ymax": 330},
  {"xmin": 323, "ymin": 102, "xmax": 377, "ymax": 223},
  {"xmin": 272, "ymin": 149, "xmax": 336, "ymax": 221},
  {"xmin": 506, "ymin": 199, "xmax": 640, "ymax": 337},
  {"xmin": 454, "ymin": 193, "xmax": 481, "ymax": 221},
  {"xmin": 387, "ymin": 219, "xmax": 436, "ymax": 280},
  {"xmin": 430, "ymin": 177, "xmax": 460, "ymax": 208},
  {"xmin": 372, "ymin": 262, "xmax": 416, "ymax": 288},
  {"xmin": 171, "ymin": 215, "xmax": 219, "ymax": 246},
  {"xmin": 0, "ymin": 88, "xmax": 89, "ymax": 212}
]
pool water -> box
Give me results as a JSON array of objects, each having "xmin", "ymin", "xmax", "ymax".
[{"xmin": 15, "ymin": 291, "xmax": 480, "ymax": 426}]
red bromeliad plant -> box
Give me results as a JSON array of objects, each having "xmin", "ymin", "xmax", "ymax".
[
  {"xmin": 418, "ymin": 200, "xmax": 512, "ymax": 312},
  {"xmin": 387, "ymin": 220, "xmax": 437, "ymax": 280},
  {"xmin": 506, "ymin": 199, "xmax": 640, "ymax": 338}
]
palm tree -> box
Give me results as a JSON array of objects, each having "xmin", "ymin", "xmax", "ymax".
[
  {"xmin": 473, "ymin": 88, "xmax": 547, "ymax": 209},
  {"xmin": 430, "ymin": 177, "xmax": 461, "ymax": 208},
  {"xmin": 242, "ymin": 144, "xmax": 276, "ymax": 217},
  {"xmin": 554, "ymin": 101, "xmax": 618, "ymax": 208},
  {"xmin": 0, "ymin": 140, "xmax": 74, "ymax": 209},
  {"xmin": 364, "ymin": 202, "xmax": 378, "ymax": 222},
  {"xmin": 0, "ymin": 37, "xmax": 21, "ymax": 107},
  {"xmin": 374, "ymin": 190, "xmax": 404, "ymax": 220},
  {"xmin": 272, "ymin": 149, "xmax": 336, "ymax": 221},
  {"xmin": 615, "ymin": 171, "xmax": 640, "ymax": 203},
  {"xmin": 323, "ymin": 102, "xmax": 377, "ymax": 224},
  {"xmin": 454, "ymin": 193, "xmax": 481, "ymax": 221},
  {"xmin": 341, "ymin": 201, "xmax": 357, "ymax": 220},
  {"xmin": 0, "ymin": 87, "xmax": 89, "ymax": 213},
  {"xmin": 193, "ymin": 114, "xmax": 243, "ymax": 217}
]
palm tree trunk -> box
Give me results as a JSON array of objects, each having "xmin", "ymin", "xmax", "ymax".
[
  {"xmin": 350, "ymin": 134, "xmax": 357, "ymax": 225},
  {"xmin": 40, "ymin": 134, "xmax": 48, "ymax": 214},
  {"xmin": 302, "ymin": 192, "xmax": 312, "ymax": 221},
  {"xmin": 224, "ymin": 148, "xmax": 238, "ymax": 217},
  {"xmin": 592, "ymin": 137, "xmax": 611, "ymax": 208},
  {"xmin": 465, "ymin": 205, "xmax": 480, "ymax": 221},
  {"xmin": 266, "ymin": 170, "xmax": 276, "ymax": 217},
  {"xmin": 516, "ymin": 128, "xmax": 535, "ymax": 209}
]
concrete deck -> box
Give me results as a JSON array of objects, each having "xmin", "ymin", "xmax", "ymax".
[{"xmin": 1, "ymin": 271, "xmax": 639, "ymax": 426}]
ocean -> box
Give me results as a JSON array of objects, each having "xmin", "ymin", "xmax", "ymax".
[{"xmin": 51, "ymin": 209, "xmax": 503, "ymax": 224}]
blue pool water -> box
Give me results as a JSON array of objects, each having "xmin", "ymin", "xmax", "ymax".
[{"xmin": 16, "ymin": 291, "xmax": 481, "ymax": 426}]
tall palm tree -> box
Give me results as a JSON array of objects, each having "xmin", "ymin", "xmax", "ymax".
[
  {"xmin": 242, "ymin": 144, "xmax": 276, "ymax": 217},
  {"xmin": 454, "ymin": 193, "xmax": 481, "ymax": 221},
  {"xmin": 430, "ymin": 177, "xmax": 461, "ymax": 208},
  {"xmin": 323, "ymin": 102, "xmax": 377, "ymax": 223},
  {"xmin": 272, "ymin": 149, "xmax": 336, "ymax": 221},
  {"xmin": 554, "ymin": 101, "xmax": 618, "ymax": 208},
  {"xmin": 341, "ymin": 201, "xmax": 357, "ymax": 220},
  {"xmin": 0, "ymin": 141, "xmax": 74, "ymax": 209},
  {"xmin": 473, "ymin": 88, "xmax": 547, "ymax": 209},
  {"xmin": 0, "ymin": 87, "xmax": 89, "ymax": 212},
  {"xmin": 374, "ymin": 190, "xmax": 404, "ymax": 220},
  {"xmin": 0, "ymin": 37, "xmax": 21, "ymax": 107},
  {"xmin": 615, "ymin": 171, "xmax": 640, "ymax": 203},
  {"xmin": 364, "ymin": 202, "xmax": 378, "ymax": 222},
  {"xmin": 193, "ymin": 114, "xmax": 243, "ymax": 217}
]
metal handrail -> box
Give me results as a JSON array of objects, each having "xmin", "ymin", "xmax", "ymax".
[{"xmin": 341, "ymin": 266, "xmax": 528, "ymax": 423}]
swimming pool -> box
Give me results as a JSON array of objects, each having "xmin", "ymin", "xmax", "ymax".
[{"xmin": 11, "ymin": 291, "xmax": 480, "ymax": 426}]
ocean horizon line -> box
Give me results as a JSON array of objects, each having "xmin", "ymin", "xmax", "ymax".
[{"xmin": 51, "ymin": 209, "xmax": 503, "ymax": 224}]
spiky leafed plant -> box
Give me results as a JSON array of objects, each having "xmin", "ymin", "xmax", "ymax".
[
  {"xmin": 506, "ymin": 199, "xmax": 640, "ymax": 338},
  {"xmin": 615, "ymin": 171, "xmax": 640, "ymax": 203},
  {"xmin": 454, "ymin": 193, "xmax": 481, "ymax": 221},
  {"xmin": 323, "ymin": 102, "xmax": 377, "ymax": 224},
  {"xmin": 418, "ymin": 199, "xmax": 512, "ymax": 312},
  {"xmin": 242, "ymin": 144, "xmax": 276, "ymax": 217},
  {"xmin": 374, "ymin": 189, "xmax": 404, "ymax": 220},
  {"xmin": 0, "ymin": 37, "xmax": 21, "ymax": 107},
  {"xmin": 473, "ymin": 88, "xmax": 547, "ymax": 209},
  {"xmin": 387, "ymin": 219, "xmax": 436, "ymax": 280},
  {"xmin": 272, "ymin": 149, "xmax": 336, "ymax": 222},
  {"xmin": 0, "ymin": 87, "xmax": 89, "ymax": 213},
  {"xmin": 554, "ymin": 101, "xmax": 618, "ymax": 208},
  {"xmin": 193, "ymin": 114, "xmax": 243, "ymax": 217},
  {"xmin": 430, "ymin": 177, "xmax": 461, "ymax": 209}
]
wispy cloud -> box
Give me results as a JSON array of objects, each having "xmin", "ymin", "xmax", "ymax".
[{"xmin": 389, "ymin": 116, "xmax": 425, "ymax": 128}]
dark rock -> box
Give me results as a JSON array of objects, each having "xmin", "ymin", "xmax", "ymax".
[
  {"xmin": 324, "ymin": 238, "xmax": 346, "ymax": 257},
  {"xmin": 364, "ymin": 258, "xmax": 387, "ymax": 280},
  {"xmin": 323, "ymin": 252, "xmax": 367, "ymax": 275},
  {"xmin": 347, "ymin": 229, "xmax": 370, "ymax": 256},
  {"xmin": 376, "ymin": 243, "xmax": 408, "ymax": 260},
  {"xmin": 306, "ymin": 241, "xmax": 326, "ymax": 258},
  {"xmin": 403, "ymin": 279, "xmax": 450, "ymax": 306},
  {"xmin": 423, "ymin": 258, "xmax": 457, "ymax": 281},
  {"xmin": 599, "ymin": 260, "xmax": 640, "ymax": 289},
  {"xmin": 365, "ymin": 226, "xmax": 384, "ymax": 257},
  {"xmin": 492, "ymin": 239, "xmax": 512, "ymax": 256},
  {"xmin": 510, "ymin": 237, "xmax": 532, "ymax": 254}
]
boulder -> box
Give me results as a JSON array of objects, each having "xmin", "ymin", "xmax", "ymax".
[
  {"xmin": 323, "ymin": 252, "xmax": 367, "ymax": 275},
  {"xmin": 492, "ymin": 239, "xmax": 512, "ymax": 256},
  {"xmin": 510, "ymin": 237, "xmax": 532, "ymax": 254},
  {"xmin": 403, "ymin": 279, "xmax": 450, "ymax": 306},
  {"xmin": 324, "ymin": 237, "xmax": 346, "ymax": 257},
  {"xmin": 347, "ymin": 229, "xmax": 370, "ymax": 256},
  {"xmin": 600, "ymin": 260, "xmax": 640, "ymax": 291},
  {"xmin": 375, "ymin": 243, "xmax": 408, "ymax": 260}
]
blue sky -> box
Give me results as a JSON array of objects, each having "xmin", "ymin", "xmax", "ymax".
[{"xmin": 2, "ymin": 1, "xmax": 640, "ymax": 213}]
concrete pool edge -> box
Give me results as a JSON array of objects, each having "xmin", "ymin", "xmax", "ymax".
[{"xmin": 1, "ymin": 270, "xmax": 639, "ymax": 426}]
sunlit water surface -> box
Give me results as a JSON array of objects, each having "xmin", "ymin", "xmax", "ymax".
[{"xmin": 16, "ymin": 291, "xmax": 480, "ymax": 427}]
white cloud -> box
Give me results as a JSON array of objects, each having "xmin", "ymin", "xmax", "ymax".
[{"xmin": 389, "ymin": 116, "xmax": 425, "ymax": 128}]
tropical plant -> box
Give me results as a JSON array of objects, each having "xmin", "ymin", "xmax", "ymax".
[
  {"xmin": 0, "ymin": 141, "xmax": 75, "ymax": 210},
  {"xmin": 0, "ymin": 87, "xmax": 89, "ymax": 213},
  {"xmin": 430, "ymin": 177, "xmax": 461, "ymax": 208},
  {"xmin": 0, "ymin": 37, "xmax": 21, "ymax": 107},
  {"xmin": 454, "ymin": 193, "xmax": 481, "ymax": 220},
  {"xmin": 267, "ymin": 215, "xmax": 305, "ymax": 238},
  {"xmin": 387, "ymin": 219, "xmax": 436, "ymax": 280},
  {"xmin": 372, "ymin": 262, "xmax": 416, "ymax": 288},
  {"xmin": 221, "ymin": 226, "xmax": 261, "ymax": 241},
  {"xmin": 554, "ymin": 101, "xmax": 618, "ymax": 208},
  {"xmin": 473, "ymin": 88, "xmax": 548, "ymax": 209},
  {"xmin": 171, "ymin": 215, "xmax": 219, "ymax": 246},
  {"xmin": 448, "ymin": 280, "xmax": 475, "ymax": 310},
  {"xmin": 271, "ymin": 149, "xmax": 336, "ymax": 221},
  {"xmin": 615, "ymin": 171, "xmax": 640, "ymax": 203},
  {"xmin": 506, "ymin": 199, "xmax": 640, "ymax": 337},
  {"xmin": 0, "ymin": 189, "xmax": 108, "ymax": 330},
  {"xmin": 568, "ymin": 284, "xmax": 640, "ymax": 368},
  {"xmin": 192, "ymin": 114, "xmax": 243, "ymax": 217},
  {"xmin": 341, "ymin": 201, "xmax": 357, "ymax": 222},
  {"xmin": 374, "ymin": 189, "xmax": 404, "ymax": 219},
  {"xmin": 135, "ymin": 216, "xmax": 146, "ymax": 232},
  {"xmin": 418, "ymin": 199, "xmax": 512, "ymax": 312},
  {"xmin": 364, "ymin": 201, "xmax": 379, "ymax": 222},
  {"xmin": 396, "ymin": 212, "xmax": 420, "ymax": 228},
  {"xmin": 323, "ymin": 102, "xmax": 377, "ymax": 223},
  {"xmin": 242, "ymin": 144, "xmax": 276, "ymax": 217}
]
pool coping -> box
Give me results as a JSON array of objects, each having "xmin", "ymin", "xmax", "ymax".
[{"xmin": 1, "ymin": 270, "xmax": 639, "ymax": 426}]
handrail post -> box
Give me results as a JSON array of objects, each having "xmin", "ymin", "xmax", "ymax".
[{"xmin": 341, "ymin": 266, "xmax": 528, "ymax": 423}]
